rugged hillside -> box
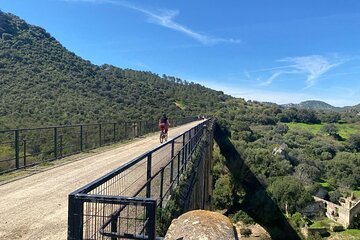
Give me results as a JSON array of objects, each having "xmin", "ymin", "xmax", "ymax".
[
  {"xmin": 343, "ymin": 103, "xmax": 360, "ymax": 113},
  {"xmin": 282, "ymin": 100, "xmax": 360, "ymax": 116},
  {"xmin": 282, "ymin": 100, "xmax": 339, "ymax": 111},
  {"xmin": 0, "ymin": 11, "xmax": 230, "ymax": 129}
]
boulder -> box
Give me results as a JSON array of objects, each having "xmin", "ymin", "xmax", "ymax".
[{"xmin": 164, "ymin": 210, "xmax": 235, "ymax": 240}]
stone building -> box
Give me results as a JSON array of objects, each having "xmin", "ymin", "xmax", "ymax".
[{"xmin": 314, "ymin": 193, "xmax": 360, "ymax": 228}]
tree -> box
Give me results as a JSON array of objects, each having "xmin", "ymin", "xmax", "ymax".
[
  {"xmin": 296, "ymin": 109, "xmax": 320, "ymax": 124},
  {"xmin": 213, "ymin": 174, "xmax": 234, "ymax": 209},
  {"xmin": 329, "ymin": 190, "xmax": 342, "ymax": 204},
  {"xmin": 291, "ymin": 212, "xmax": 305, "ymax": 227},
  {"xmin": 274, "ymin": 124, "xmax": 289, "ymax": 135},
  {"xmin": 269, "ymin": 176, "xmax": 312, "ymax": 214},
  {"xmin": 321, "ymin": 124, "xmax": 339, "ymax": 137},
  {"xmin": 348, "ymin": 134, "xmax": 360, "ymax": 151},
  {"xmin": 294, "ymin": 163, "xmax": 320, "ymax": 183},
  {"xmin": 307, "ymin": 232, "xmax": 322, "ymax": 240},
  {"xmin": 325, "ymin": 152, "xmax": 360, "ymax": 188},
  {"xmin": 268, "ymin": 158, "xmax": 293, "ymax": 177},
  {"xmin": 230, "ymin": 210, "xmax": 255, "ymax": 225},
  {"xmin": 280, "ymin": 108, "xmax": 298, "ymax": 123},
  {"xmin": 318, "ymin": 111, "xmax": 341, "ymax": 123}
]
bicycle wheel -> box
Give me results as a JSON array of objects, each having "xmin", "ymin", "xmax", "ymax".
[{"xmin": 160, "ymin": 131, "xmax": 164, "ymax": 143}]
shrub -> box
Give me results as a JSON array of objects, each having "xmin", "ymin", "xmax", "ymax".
[
  {"xmin": 240, "ymin": 228, "xmax": 252, "ymax": 237},
  {"xmin": 230, "ymin": 210, "xmax": 255, "ymax": 225}
]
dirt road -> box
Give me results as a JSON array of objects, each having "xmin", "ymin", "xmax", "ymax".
[{"xmin": 0, "ymin": 121, "xmax": 202, "ymax": 240}]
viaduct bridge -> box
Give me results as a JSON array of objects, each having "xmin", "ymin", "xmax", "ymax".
[{"xmin": 0, "ymin": 117, "xmax": 214, "ymax": 239}]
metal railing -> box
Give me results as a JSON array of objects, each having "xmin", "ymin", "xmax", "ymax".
[
  {"xmin": 0, "ymin": 117, "xmax": 198, "ymax": 174},
  {"xmin": 68, "ymin": 119, "xmax": 210, "ymax": 240}
]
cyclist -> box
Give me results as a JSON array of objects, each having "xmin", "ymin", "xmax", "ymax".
[{"xmin": 158, "ymin": 114, "xmax": 170, "ymax": 134}]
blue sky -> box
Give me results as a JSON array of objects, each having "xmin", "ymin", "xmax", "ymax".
[{"xmin": 2, "ymin": 0, "xmax": 360, "ymax": 106}]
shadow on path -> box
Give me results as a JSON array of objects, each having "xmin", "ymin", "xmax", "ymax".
[{"xmin": 214, "ymin": 123, "xmax": 301, "ymax": 240}]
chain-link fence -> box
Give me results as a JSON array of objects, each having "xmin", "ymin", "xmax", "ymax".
[{"xmin": 68, "ymin": 119, "xmax": 211, "ymax": 240}]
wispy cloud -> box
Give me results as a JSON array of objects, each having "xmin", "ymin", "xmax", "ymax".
[
  {"xmin": 279, "ymin": 55, "xmax": 343, "ymax": 87},
  {"xmin": 63, "ymin": 0, "xmax": 241, "ymax": 45},
  {"xmin": 199, "ymin": 81, "xmax": 359, "ymax": 107},
  {"xmin": 257, "ymin": 71, "xmax": 282, "ymax": 86},
  {"xmin": 248, "ymin": 65, "xmax": 295, "ymax": 73},
  {"xmin": 250, "ymin": 55, "xmax": 346, "ymax": 88}
]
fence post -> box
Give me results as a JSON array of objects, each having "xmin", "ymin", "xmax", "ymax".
[
  {"xmin": 113, "ymin": 123, "xmax": 116, "ymax": 142},
  {"xmin": 15, "ymin": 129, "xmax": 19, "ymax": 169},
  {"xmin": 84, "ymin": 131, "xmax": 88, "ymax": 150},
  {"xmin": 99, "ymin": 124, "xmax": 102, "ymax": 147},
  {"xmin": 111, "ymin": 217, "xmax": 118, "ymax": 240},
  {"xmin": 147, "ymin": 200, "xmax": 156, "ymax": 240},
  {"xmin": 188, "ymin": 131, "xmax": 192, "ymax": 155},
  {"xmin": 124, "ymin": 122, "xmax": 127, "ymax": 139},
  {"xmin": 80, "ymin": 125, "xmax": 83, "ymax": 152},
  {"xmin": 184, "ymin": 143, "xmax": 187, "ymax": 171},
  {"xmin": 170, "ymin": 141, "xmax": 174, "ymax": 183},
  {"xmin": 177, "ymin": 153, "xmax": 181, "ymax": 184},
  {"xmin": 23, "ymin": 138, "xmax": 26, "ymax": 167},
  {"xmin": 184, "ymin": 133, "xmax": 188, "ymax": 170},
  {"xmin": 146, "ymin": 153, "xmax": 152, "ymax": 198},
  {"xmin": 160, "ymin": 167, "xmax": 164, "ymax": 208},
  {"xmin": 182, "ymin": 134, "xmax": 186, "ymax": 173},
  {"xmin": 202, "ymin": 151, "xmax": 206, "ymax": 210},
  {"xmin": 182, "ymin": 134, "xmax": 186, "ymax": 147},
  {"xmin": 132, "ymin": 122, "xmax": 134, "ymax": 138},
  {"xmin": 54, "ymin": 127, "xmax": 58, "ymax": 159},
  {"xmin": 68, "ymin": 194, "xmax": 84, "ymax": 240},
  {"xmin": 60, "ymin": 135, "xmax": 63, "ymax": 158}
]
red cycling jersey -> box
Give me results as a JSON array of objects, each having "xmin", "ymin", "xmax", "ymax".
[{"xmin": 159, "ymin": 117, "xmax": 169, "ymax": 133}]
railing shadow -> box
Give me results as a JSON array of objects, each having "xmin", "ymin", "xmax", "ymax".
[{"xmin": 214, "ymin": 123, "xmax": 301, "ymax": 240}]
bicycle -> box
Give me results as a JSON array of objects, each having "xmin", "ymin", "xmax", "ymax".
[{"xmin": 159, "ymin": 129, "xmax": 168, "ymax": 143}]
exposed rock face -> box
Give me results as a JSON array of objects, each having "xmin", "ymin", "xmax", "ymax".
[
  {"xmin": 234, "ymin": 222, "xmax": 272, "ymax": 239},
  {"xmin": 164, "ymin": 210, "xmax": 236, "ymax": 240},
  {"xmin": 272, "ymin": 143, "xmax": 288, "ymax": 158}
]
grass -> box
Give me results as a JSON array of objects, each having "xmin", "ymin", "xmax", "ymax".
[
  {"xmin": 320, "ymin": 181, "xmax": 334, "ymax": 192},
  {"xmin": 287, "ymin": 122, "xmax": 324, "ymax": 135},
  {"xmin": 309, "ymin": 218, "xmax": 360, "ymax": 239},
  {"xmin": 329, "ymin": 229, "xmax": 360, "ymax": 239},
  {"xmin": 286, "ymin": 122, "xmax": 360, "ymax": 140},
  {"xmin": 175, "ymin": 100, "xmax": 186, "ymax": 110},
  {"xmin": 353, "ymin": 187, "xmax": 360, "ymax": 199},
  {"xmin": 310, "ymin": 221, "xmax": 324, "ymax": 228},
  {"xmin": 337, "ymin": 125, "xmax": 360, "ymax": 139},
  {"xmin": 309, "ymin": 218, "xmax": 337, "ymax": 228}
]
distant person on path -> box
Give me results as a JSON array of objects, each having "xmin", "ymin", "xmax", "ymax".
[{"xmin": 159, "ymin": 114, "xmax": 170, "ymax": 134}]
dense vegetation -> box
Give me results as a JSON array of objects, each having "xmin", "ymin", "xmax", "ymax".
[
  {"xmin": 212, "ymin": 98, "xmax": 360, "ymax": 235},
  {"xmin": 2, "ymin": 9, "xmax": 360, "ymax": 238},
  {"xmin": 0, "ymin": 11, "xmax": 229, "ymax": 129}
]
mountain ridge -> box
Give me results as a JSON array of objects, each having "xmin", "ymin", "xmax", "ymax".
[{"xmin": 282, "ymin": 100, "xmax": 360, "ymax": 112}]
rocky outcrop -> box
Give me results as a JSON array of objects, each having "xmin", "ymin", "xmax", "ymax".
[
  {"xmin": 272, "ymin": 143, "xmax": 288, "ymax": 157},
  {"xmin": 164, "ymin": 210, "xmax": 236, "ymax": 240},
  {"xmin": 234, "ymin": 222, "xmax": 271, "ymax": 239}
]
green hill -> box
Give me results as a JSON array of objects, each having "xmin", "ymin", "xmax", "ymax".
[
  {"xmin": 283, "ymin": 100, "xmax": 360, "ymax": 116},
  {"xmin": 282, "ymin": 100, "xmax": 339, "ymax": 111},
  {"xmin": 0, "ymin": 11, "xmax": 230, "ymax": 129}
]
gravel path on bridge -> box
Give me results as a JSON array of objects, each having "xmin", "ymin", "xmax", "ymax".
[{"xmin": 0, "ymin": 121, "xmax": 202, "ymax": 240}]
